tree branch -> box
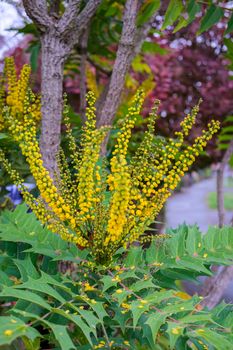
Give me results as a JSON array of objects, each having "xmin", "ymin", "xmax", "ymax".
[
  {"xmin": 22, "ymin": 0, "xmax": 53, "ymax": 31},
  {"xmin": 64, "ymin": 0, "xmax": 102, "ymax": 46},
  {"xmin": 96, "ymin": 1, "xmax": 157, "ymax": 129},
  {"xmin": 201, "ymin": 265, "xmax": 233, "ymax": 309},
  {"xmin": 79, "ymin": 27, "xmax": 89, "ymax": 121},
  {"xmin": 57, "ymin": 0, "xmax": 82, "ymax": 35},
  {"xmin": 49, "ymin": 0, "xmax": 61, "ymax": 17},
  {"xmin": 23, "ymin": 0, "xmax": 101, "ymax": 179},
  {"xmin": 96, "ymin": 0, "xmax": 139, "ymax": 128}
]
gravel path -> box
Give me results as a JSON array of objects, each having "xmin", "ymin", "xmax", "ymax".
[{"xmin": 166, "ymin": 175, "xmax": 232, "ymax": 231}]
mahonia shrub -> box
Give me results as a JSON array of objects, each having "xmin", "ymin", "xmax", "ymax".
[
  {"xmin": 0, "ymin": 58, "xmax": 220, "ymax": 263},
  {"xmin": 0, "ymin": 206, "xmax": 233, "ymax": 350}
]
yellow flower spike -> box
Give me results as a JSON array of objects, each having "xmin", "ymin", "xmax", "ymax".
[{"xmin": 0, "ymin": 58, "xmax": 220, "ymax": 262}]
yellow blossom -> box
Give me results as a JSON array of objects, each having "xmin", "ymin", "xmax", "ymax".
[
  {"xmin": 4, "ymin": 330, "xmax": 13, "ymax": 336},
  {"xmin": 0, "ymin": 58, "xmax": 220, "ymax": 263}
]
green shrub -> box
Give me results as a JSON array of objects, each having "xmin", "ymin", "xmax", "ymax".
[{"xmin": 0, "ymin": 205, "xmax": 232, "ymax": 350}]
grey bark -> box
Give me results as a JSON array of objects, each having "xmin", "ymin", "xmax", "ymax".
[
  {"xmin": 22, "ymin": 0, "xmax": 101, "ymax": 178},
  {"xmin": 40, "ymin": 33, "xmax": 66, "ymax": 177},
  {"xmin": 79, "ymin": 28, "xmax": 89, "ymax": 121},
  {"xmin": 22, "ymin": 0, "xmax": 157, "ymax": 171},
  {"xmin": 95, "ymin": 1, "xmax": 157, "ymax": 155},
  {"xmin": 96, "ymin": 1, "xmax": 156, "ymax": 129},
  {"xmin": 49, "ymin": 0, "xmax": 61, "ymax": 16},
  {"xmin": 97, "ymin": 0, "xmax": 139, "ymax": 128},
  {"xmin": 201, "ymin": 139, "xmax": 233, "ymax": 309},
  {"xmin": 201, "ymin": 266, "xmax": 233, "ymax": 309}
]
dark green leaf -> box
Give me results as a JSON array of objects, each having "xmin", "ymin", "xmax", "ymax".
[
  {"xmin": 137, "ymin": 0, "xmax": 161, "ymax": 26},
  {"xmin": 145, "ymin": 313, "xmax": 167, "ymax": 343},
  {"xmin": 29, "ymin": 42, "xmax": 41, "ymax": 72},
  {"xmin": 198, "ymin": 5, "xmax": 224, "ymax": 34},
  {"xmin": 101, "ymin": 275, "xmax": 118, "ymax": 292},
  {"xmin": 50, "ymin": 309, "xmax": 95, "ymax": 345},
  {"xmin": 187, "ymin": 0, "xmax": 201, "ymax": 20},
  {"xmin": 185, "ymin": 226, "xmax": 202, "ymax": 256},
  {"xmin": 179, "ymin": 313, "xmax": 212, "ymax": 324},
  {"xmin": 0, "ymin": 316, "xmax": 40, "ymax": 346},
  {"xmin": 162, "ymin": 0, "xmax": 184, "ymax": 30},
  {"xmin": 130, "ymin": 300, "xmax": 150, "ymax": 329},
  {"xmin": 226, "ymin": 13, "xmax": 233, "ymax": 34},
  {"xmin": 124, "ymin": 246, "xmax": 143, "ymax": 267},
  {"xmin": 142, "ymin": 41, "xmax": 168, "ymax": 55},
  {"xmin": 13, "ymin": 278, "xmax": 66, "ymax": 303},
  {"xmin": 173, "ymin": 16, "xmax": 188, "ymax": 33},
  {"xmin": 0, "ymin": 286, "xmax": 51, "ymax": 310},
  {"xmin": 167, "ymin": 322, "xmax": 184, "ymax": 349},
  {"xmin": 131, "ymin": 278, "xmax": 156, "ymax": 292},
  {"xmin": 188, "ymin": 329, "xmax": 232, "ymax": 350},
  {"xmin": 43, "ymin": 321, "xmax": 75, "ymax": 350},
  {"xmin": 13, "ymin": 255, "xmax": 39, "ymax": 281}
]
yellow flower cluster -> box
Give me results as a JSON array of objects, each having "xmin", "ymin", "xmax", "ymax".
[
  {"xmin": 105, "ymin": 90, "xmax": 144, "ymax": 245},
  {"xmin": 0, "ymin": 58, "xmax": 220, "ymax": 263},
  {"xmin": 77, "ymin": 92, "xmax": 107, "ymax": 220}
]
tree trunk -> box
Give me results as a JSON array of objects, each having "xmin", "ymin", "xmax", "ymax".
[
  {"xmin": 96, "ymin": 0, "xmax": 138, "ymax": 128},
  {"xmin": 201, "ymin": 265, "xmax": 233, "ymax": 309},
  {"xmin": 22, "ymin": 0, "xmax": 101, "ymax": 178},
  {"xmin": 40, "ymin": 32, "xmax": 66, "ymax": 178},
  {"xmin": 79, "ymin": 28, "xmax": 89, "ymax": 121}
]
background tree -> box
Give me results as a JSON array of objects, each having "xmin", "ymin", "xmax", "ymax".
[
  {"xmin": 22, "ymin": 0, "xmax": 102, "ymax": 177},
  {"xmin": 18, "ymin": 0, "xmax": 161, "ymax": 177},
  {"xmin": 8, "ymin": 0, "xmax": 233, "ymax": 176}
]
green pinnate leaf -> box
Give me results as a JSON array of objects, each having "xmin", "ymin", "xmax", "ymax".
[
  {"xmin": 124, "ymin": 246, "xmax": 143, "ymax": 267},
  {"xmin": 0, "ymin": 286, "xmax": 52, "ymax": 310},
  {"xmin": 141, "ymin": 41, "xmax": 168, "ymax": 55},
  {"xmin": 131, "ymin": 278, "xmax": 156, "ymax": 292},
  {"xmin": 166, "ymin": 322, "xmax": 184, "ymax": 349},
  {"xmin": 50, "ymin": 310, "xmax": 95, "ymax": 346},
  {"xmin": 130, "ymin": 300, "xmax": 150, "ymax": 329},
  {"xmin": 198, "ymin": 5, "xmax": 224, "ymax": 34},
  {"xmin": 13, "ymin": 255, "xmax": 40, "ymax": 281},
  {"xmin": 112, "ymin": 289, "xmax": 130, "ymax": 304},
  {"xmin": 185, "ymin": 226, "xmax": 202, "ymax": 256},
  {"xmin": 226, "ymin": 13, "xmax": 233, "ymax": 34},
  {"xmin": 145, "ymin": 313, "xmax": 167, "ymax": 344},
  {"xmin": 162, "ymin": 0, "xmax": 184, "ymax": 30},
  {"xmin": 0, "ymin": 316, "xmax": 40, "ymax": 346},
  {"xmin": 179, "ymin": 313, "xmax": 212, "ymax": 324},
  {"xmin": 137, "ymin": 0, "xmax": 161, "ymax": 26},
  {"xmin": 13, "ymin": 277, "xmax": 66, "ymax": 303},
  {"xmin": 187, "ymin": 328, "xmax": 232, "ymax": 350},
  {"xmin": 43, "ymin": 321, "xmax": 75, "ymax": 350},
  {"xmin": 187, "ymin": 0, "xmax": 201, "ymax": 20},
  {"xmin": 101, "ymin": 275, "xmax": 118, "ymax": 292}
]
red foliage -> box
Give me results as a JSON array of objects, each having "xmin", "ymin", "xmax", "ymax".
[
  {"xmin": 143, "ymin": 24, "xmax": 233, "ymax": 162},
  {"xmin": 2, "ymin": 22, "xmax": 232, "ymax": 164}
]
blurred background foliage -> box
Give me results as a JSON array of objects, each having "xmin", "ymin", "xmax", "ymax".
[{"xmin": 0, "ymin": 0, "xmax": 233, "ymax": 204}]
